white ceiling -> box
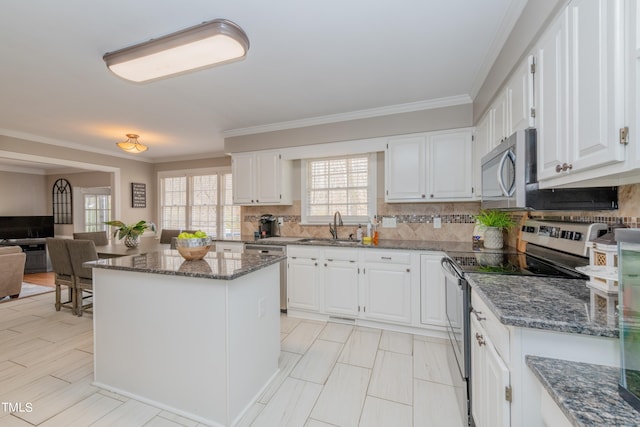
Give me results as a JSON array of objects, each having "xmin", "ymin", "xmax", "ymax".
[{"xmin": 0, "ymin": 0, "xmax": 526, "ymax": 165}]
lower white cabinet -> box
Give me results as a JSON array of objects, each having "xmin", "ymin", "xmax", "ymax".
[
  {"xmin": 323, "ymin": 256, "xmax": 359, "ymax": 317},
  {"xmin": 470, "ymin": 315, "xmax": 511, "ymax": 427},
  {"xmin": 288, "ymin": 246, "xmax": 418, "ymax": 327},
  {"xmin": 420, "ymin": 253, "xmax": 447, "ymax": 327},
  {"xmin": 287, "ymin": 254, "xmax": 321, "ymax": 312},
  {"xmin": 362, "ymin": 262, "xmax": 412, "ymax": 324},
  {"xmin": 214, "ymin": 241, "xmax": 244, "ymax": 254}
]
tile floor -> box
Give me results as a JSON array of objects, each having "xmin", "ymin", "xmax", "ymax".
[{"xmin": 0, "ymin": 292, "xmax": 465, "ymax": 426}]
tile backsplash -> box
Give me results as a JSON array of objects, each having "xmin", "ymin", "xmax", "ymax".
[{"xmin": 242, "ymin": 183, "xmax": 640, "ymax": 243}]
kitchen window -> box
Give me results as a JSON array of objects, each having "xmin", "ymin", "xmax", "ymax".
[
  {"xmin": 301, "ymin": 153, "xmax": 376, "ymax": 225},
  {"xmin": 159, "ymin": 168, "xmax": 240, "ymax": 238}
]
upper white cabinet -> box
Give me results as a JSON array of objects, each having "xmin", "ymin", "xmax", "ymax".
[
  {"xmin": 535, "ymin": 0, "xmax": 628, "ymax": 184},
  {"xmin": 508, "ymin": 56, "xmax": 536, "ymax": 136},
  {"xmin": 385, "ymin": 129, "xmax": 474, "ymax": 202},
  {"xmin": 232, "ymin": 150, "xmax": 293, "ymax": 205}
]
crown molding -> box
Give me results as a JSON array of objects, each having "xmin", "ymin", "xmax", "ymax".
[{"xmin": 222, "ymin": 95, "xmax": 472, "ymax": 138}]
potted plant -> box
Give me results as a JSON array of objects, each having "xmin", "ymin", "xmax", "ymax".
[
  {"xmin": 104, "ymin": 220, "xmax": 156, "ymax": 248},
  {"xmin": 474, "ymin": 210, "xmax": 515, "ymax": 249}
]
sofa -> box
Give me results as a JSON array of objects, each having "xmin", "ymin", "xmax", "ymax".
[{"xmin": 0, "ymin": 245, "xmax": 26, "ymax": 299}]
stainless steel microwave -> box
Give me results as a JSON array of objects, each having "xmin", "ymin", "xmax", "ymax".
[{"xmin": 481, "ymin": 128, "xmax": 618, "ymax": 210}]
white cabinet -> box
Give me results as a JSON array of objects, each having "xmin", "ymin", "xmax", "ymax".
[
  {"xmin": 385, "ymin": 129, "xmax": 474, "ymax": 202},
  {"xmin": 231, "ymin": 150, "xmax": 293, "ymax": 205},
  {"xmin": 535, "ymin": 0, "xmax": 627, "ymax": 184},
  {"xmin": 420, "ymin": 253, "xmax": 447, "ymax": 327},
  {"xmin": 287, "ymin": 247, "xmax": 321, "ymax": 312},
  {"xmin": 474, "ymin": 111, "xmax": 492, "ymax": 199},
  {"xmin": 507, "ymin": 56, "xmax": 535, "ymax": 135},
  {"xmin": 361, "ymin": 251, "xmax": 412, "ymax": 324},
  {"xmin": 323, "ymin": 249, "xmax": 359, "ymax": 317},
  {"xmin": 287, "ymin": 247, "xmax": 416, "ymax": 327},
  {"xmin": 470, "ymin": 315, "xmax": 510, "ymax": 427},
  {"xmin": 385, "ymin": 135, "xmax": 426, "ymax": 200},
  {"xmin": 429, "ymin": 131, "xmax": 473, "ymax": 199},
  {"xmin": 492, "ymin": 92, "xmax": 508, "ymax": 149},
  {"xmin": 535, "ymin": 9, "xmax": 569, "ymax": 181}
]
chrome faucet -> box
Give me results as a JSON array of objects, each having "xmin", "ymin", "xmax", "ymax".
[{"xmin": 329, "ymin": 211, "xmax": 343, "ymax": 239}]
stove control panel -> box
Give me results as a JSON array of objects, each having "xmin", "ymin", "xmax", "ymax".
[{"xmin": 520, "ymin": 220, "xmax": 608, "ymax": 256}]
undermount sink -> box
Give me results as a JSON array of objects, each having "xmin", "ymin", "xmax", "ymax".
[{"xmin": 300, "ymin": 238, "xmax": 360, "ymax": 246}]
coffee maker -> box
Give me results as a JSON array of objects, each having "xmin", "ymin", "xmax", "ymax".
[{"xmin": 259, "ymin": 214, "xmax": 279, "ymax": 238}]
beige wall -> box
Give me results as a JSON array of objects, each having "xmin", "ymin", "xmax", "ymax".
[
  {"xmin": 154, "ymin": 156, "xmax": 231, "ymax": 171},
  {"xmin": 0, "ymin": 171, "xmax": 48, "ymax": 215},
  {"xmin": 225, "ymin": 104, "xmax": 473, "ymax": 153}
]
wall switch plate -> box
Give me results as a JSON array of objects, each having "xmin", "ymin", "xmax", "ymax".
[
  {"xmin": 277, "ymin": 217, "xmax": 284, "ymax": 226},
  {"xmin": 382, "ymin": 217, "xmax": 397, "ymax": 228},
  {"xmin": 258, "ymin": 297, "xmax": 266, "ymax": 318},
  {"xmin": 433, "ymin": 217, "xmax": 442, "ymax": 229}
]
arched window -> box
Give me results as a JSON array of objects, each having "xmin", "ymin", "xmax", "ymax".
[{"xmin": 52, "ymin": 178, "xmax": 72, "ymax": 224}]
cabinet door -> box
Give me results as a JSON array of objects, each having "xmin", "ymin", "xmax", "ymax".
[
  {"xmin": 429, "ymin": 131, "xmax": 473, "ymax": 199},
  {"xmin": 535, "ymin": 9, "xmax": 569, "ymax": 181},
  {"xmin": 256, "ymin": 151, "xmax": 281, "ymax": 204},
  {"xmin": 324, "ymin": 259, "xmax": 359, "ymax": 317},
  {"xmin": 471, "ymin": 316, "xmax": 510, "ymax": 427},
  {"xmin": 232, "ymin": 153, "xmax": 256, "ymax": 204},
  {"xmin": 385, "ymin": 136, "xmax": 427, "ymax": 201},
  {"xmin": 362, "ymin": 263, "xmax": 411, "ymax": 324},
  {"xmin": 492, "ymin": 92, "xmax": 508, "ymax": 149},
  {"xmin": 474, "ymin": 111, "xmax": 493, "ymax": 199},
  {"xmin": 287, "ymin": 257, "xmax": 320, "ymax": 311},
  {"xmin": 420, "ymin": 254, "xmax": 447, "ymax": 326},
  {"xmin": 507, "ymin": 55, "xmax": 535, "ymax": 134},
  {"xmin": 568, "ymin": 0, "xmax": 625, "ymax": 171}
]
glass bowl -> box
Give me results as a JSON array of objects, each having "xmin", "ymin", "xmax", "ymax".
[{"xmin": 175, "ymin": 237, "xmax": 213, "ymax": 261}]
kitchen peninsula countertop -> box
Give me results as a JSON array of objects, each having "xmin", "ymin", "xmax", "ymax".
[
  {"xmin": 526, "ymin": 356, "xmax": 640, "ymax": 426},
  {"xmin": 87, "ymin": 249, "xmax": 285, "ymax": 280},
  {"xmin": 467, "ymin": 273, "xmax": 618, "ymax": 338}
]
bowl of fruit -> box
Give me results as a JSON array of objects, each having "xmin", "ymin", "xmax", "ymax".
[{"xmin": 175, "ymin": 231, "xmax": 213, "ymax": 261}]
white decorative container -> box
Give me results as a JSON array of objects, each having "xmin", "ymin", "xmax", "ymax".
[{"xmin": 483, "ymin": 227, "xmax": 504, "ymax": 249}]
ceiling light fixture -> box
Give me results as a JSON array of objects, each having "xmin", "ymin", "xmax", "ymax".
[
  {"xmin": 103, "ymin": 19, "xmax": 250, "ymax": 83},
  {"xmin": 116, "ymin": 134, "xmax": 148, "ymax": 153}
]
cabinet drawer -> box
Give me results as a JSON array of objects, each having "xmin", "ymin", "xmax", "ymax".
[
  {"xmin": 215, "ymin": 242, "xmax": 244, "ymax": 253},
  {"xmin": 324, "ymin": 248, "xmax": 358, "ymax": 262},
  {"xmin": 288, "ymin": 245, "xmax": 321, "ymax": 259},
  {"xmin": 471, "ymin": 291, "xmax": 510, "ymax": 363},
  {"xmin": 363, "ymin": 250, "xmax": 411, "ymax": 265}
]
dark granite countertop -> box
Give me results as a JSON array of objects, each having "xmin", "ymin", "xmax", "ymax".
[
  {"xmin": 87, "ymin": 249, "xmax": 285, "ymax": 280},
  {"xmin": 526, "ymin": 356, "xmax": 640, "ymax": 426},
  {"xmin": 467, "ymin": 273, "xmax": 618, "ymax": 338}
]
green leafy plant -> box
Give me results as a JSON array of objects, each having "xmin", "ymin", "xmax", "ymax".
[
  {"xmin": 474, "ymin": 210, "xmax": 516, "ymax": 230},
  {"xmin": 104, "ymin": 220, "xmax": 156, "ymax": 240}
]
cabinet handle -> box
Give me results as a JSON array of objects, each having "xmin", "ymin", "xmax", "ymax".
[
  {"xmin": 324, "ymin": 263, "xmax": 327, "ymax": 267},
  {"xmin": 421, "ymin": 194, "xmax": 426, "ymax": 198},
  {"xmin": 314, "ymin": 262, "xmax": 317, "ymax": 266},
  {"xmin": 327, "ymin": 258, "xmax": 334, "ymax": 262},
  {"xmin": 381, "ymin": 256, "xmax": 392, "ymax": 260},
  {"xmin": 476, "ymin": 333, "xmax": 486, "ymax": 346},
  {"xmin": 311, "ymin": 257, "xmax": 317, "ymax": 261},
  {"xmin": 556, "ymin": 163, "xmax": 574, "ymax": 173},
  {"xmin": 256, "ymin": 199, "xmax": 259, "ymax": 203},
  {"xmin": 430, "ymin": 194, "xmax": 434, "ymax": 198},
  {"xmin": 472, "ymin": 309, "xmax": 486, "ymax": 322}
]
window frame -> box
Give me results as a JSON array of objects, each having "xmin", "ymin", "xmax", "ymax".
[
  {"xmin": 158, "ymin": 167, "xmax": 240, "ymax": 239},
  {"xmin": 300, "ymin": 153, "xmax": 377, "ymax": 226}
]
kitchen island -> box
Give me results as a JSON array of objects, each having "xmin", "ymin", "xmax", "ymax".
[{"xmin": 87, "ymin": 249, "xmax": 285, "ymax": 427}]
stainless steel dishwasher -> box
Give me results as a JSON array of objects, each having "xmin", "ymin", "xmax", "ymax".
[{"xmin": 244, "ymin": 244, "xmax": 287, "ymax": 312}]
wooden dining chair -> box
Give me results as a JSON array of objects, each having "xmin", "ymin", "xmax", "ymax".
[
  {"xmin": 73, "ymin": 231, "xmax": 109, "ymax": 246},
  {"xmin": 66, "ymin": 239, "xmax": 99, "ymax": 317},
  {"xmin": 46, "ymin": 237, "xmax": 76, "ymax": 314}
]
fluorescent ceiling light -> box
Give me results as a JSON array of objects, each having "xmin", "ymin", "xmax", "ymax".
[{"xmin": 103, "ymin": 19, "xmax": 249, "ymax": 83}]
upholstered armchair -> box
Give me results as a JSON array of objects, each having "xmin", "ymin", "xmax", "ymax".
[{"xmin": 0, "ymin": 245, "xmax": 26, "ymax": 300}]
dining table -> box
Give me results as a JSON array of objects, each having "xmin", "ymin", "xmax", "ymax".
[{"xmin": 94, "ymin": 239, "xmax": 170, "ymax": 258}]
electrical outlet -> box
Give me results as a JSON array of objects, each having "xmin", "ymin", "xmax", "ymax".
[
  {"xmin": 277, "ymin": 217, "xmax": 284, "ymax": 226},
  {"xmin": 382, "ymin": 217, "xmax": 397, "ymax": 228},
  {"xmin": 433, "ymin": 217, "xmax": 442, "ymax": 229}
]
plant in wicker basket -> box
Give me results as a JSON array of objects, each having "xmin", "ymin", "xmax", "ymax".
[{"xmin": 104, "ymin": 220, "xmax": 156, "ymax": 248}]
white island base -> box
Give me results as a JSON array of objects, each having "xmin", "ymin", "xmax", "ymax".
[{"xmin": 92, "ymin": 264, "xmax": 280, "ymax": 427}]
